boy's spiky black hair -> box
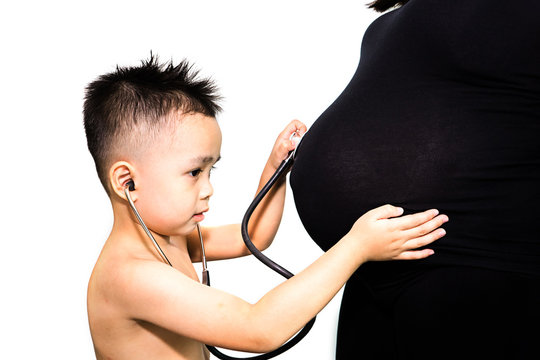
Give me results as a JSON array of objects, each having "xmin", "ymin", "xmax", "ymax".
[{"xmin": 83, "ymin": 54, "xmax": 222, "ymax": 192}]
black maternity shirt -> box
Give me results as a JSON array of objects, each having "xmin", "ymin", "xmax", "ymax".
[
  {"xmin": 290, "ymin": 1, "xmax": 540, "ymax": 358},
  {"xmin": 291, "ymin": 0, "xmax": 540, "ymax": 276}
]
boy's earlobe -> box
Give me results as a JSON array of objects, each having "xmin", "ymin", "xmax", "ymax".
[{"xmin": 109, "ymin": 161, "xmax": 136, "ymax": 201}]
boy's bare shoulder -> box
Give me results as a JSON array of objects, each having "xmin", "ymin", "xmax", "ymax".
[
  {"xmin": 88, "ymin": 232, "xmax": 205, "ymax": 324},
  {"xmin": 88, "ymin": 238, "xmax": 172, "ymax": 313},
  {"xmin": 88, "ymin": 238, "xmax": 209, "ymax": 359},
  {"xmin": 89, "ymin": 243, "xmax": 140, "ymax": 324}
]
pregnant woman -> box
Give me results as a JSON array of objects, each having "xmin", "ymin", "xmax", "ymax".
[{"xmin": 290, "ymin": 1, "xmax": 540, "ymax": 359}]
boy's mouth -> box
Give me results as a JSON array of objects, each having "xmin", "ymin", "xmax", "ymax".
[{"xmin": 193, "ymin": 209, "xmax": 208, "ymax": 222}]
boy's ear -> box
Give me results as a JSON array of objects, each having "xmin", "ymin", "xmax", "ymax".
[{"xmin": 109, "ymin": 161, "xmax": 137, "ymax": 201}]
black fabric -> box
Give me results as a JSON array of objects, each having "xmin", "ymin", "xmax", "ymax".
[
  {"xmin": 289, "ymin": 1, "xmax": 540, "ymax": 358},
  {"xmin": 336, "ymin": 266, "xmax": 540, "ymax": 359}
]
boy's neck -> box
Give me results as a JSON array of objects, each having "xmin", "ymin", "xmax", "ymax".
[{"xmin": 109, "ymin": 200, "xmax": 189, "ymax": 263}]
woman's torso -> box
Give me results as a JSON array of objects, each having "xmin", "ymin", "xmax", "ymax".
[{"xmin": 290, "ymin": 0, "xmax": 540, "ymax": 277}]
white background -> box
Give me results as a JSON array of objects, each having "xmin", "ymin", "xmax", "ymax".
[{"xmin": 0, "ymin": 1, "xmax": 379, "ymax": 359}]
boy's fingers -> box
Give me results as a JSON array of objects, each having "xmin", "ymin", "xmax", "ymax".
[
  {"xmin": 403, "ymin": 227, "xmax": 446, "ymax": 250},
  {"xmin": 400, "ymin": 214, "xmax": 448, "ymax": 241},
  {"xmin": 368, "ymin": 204, "xmax": 404, "ymax": 220},
  {"xmin": 289, "ymin": 119, "xmax": 307, "ymax": 136},
  {"xmin": 273, "ymin": 120, "xmax": 306, "ymax": 164},
  {"xmin": 279, "ymin": 140, "xmax": 294, "ymax": 154},
  {"xmin": 280, "ymin": 119, "xmax": 306, "ymax": 139},
  {"xmin": 391, "ymin": 209, "xmax": 441, "ymax": 230},
  {"xmin": 394, "ymin": 248, "xmax": 435, "ymax": 260}
]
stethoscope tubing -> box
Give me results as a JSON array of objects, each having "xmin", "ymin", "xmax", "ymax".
[
  {"xmin": 206, "ymin": 145, "xmax": 316, "ymax": 360},
  {"xmin": 125, "ymin": 185, "xmax": 173, "ymax": 266}
]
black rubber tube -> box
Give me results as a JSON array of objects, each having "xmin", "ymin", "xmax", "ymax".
[{"xmin": 206, "ymin": 155, "xmax": 316, "ymax": 359}]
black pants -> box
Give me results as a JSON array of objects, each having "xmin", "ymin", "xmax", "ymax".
[{"xmin": 336, "ymin": 265, "xmax": 540, "ymax": 360}]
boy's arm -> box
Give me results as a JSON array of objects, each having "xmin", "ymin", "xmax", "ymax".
[
  {"xmin": 187, "ymin": 120, "xmax": 306, "ymax": 261},
  {"xmin": 116, "ymin": 205, "xmax": 448, "ymax": 353}
]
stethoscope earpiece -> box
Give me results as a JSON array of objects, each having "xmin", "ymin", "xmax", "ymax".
[{"xmin": 126, "ymin": 180, "xmax": 135, "ymax": 191}]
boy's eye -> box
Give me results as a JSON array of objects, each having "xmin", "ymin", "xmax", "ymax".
[{"xmin": 189, "ymin": 166, "xmax": 216, "ymax": 178}]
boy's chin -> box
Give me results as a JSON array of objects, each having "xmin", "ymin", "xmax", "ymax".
[{"xmin": 170, "ymin": 223, "xmax": 200, "ymax": 237}]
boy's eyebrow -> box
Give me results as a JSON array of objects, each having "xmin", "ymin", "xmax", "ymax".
[{"xmin": 191, "ymin": 155, "xmax": 221, "ymax": 165}]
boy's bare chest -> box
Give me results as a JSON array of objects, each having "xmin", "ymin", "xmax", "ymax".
[
  {"xmin": 170, "ymin": 252, "xmax": 202, "ymax": 284},
  {"xmin": 94, "ymin": 320, "xmax": 209, "ymax": 360}
]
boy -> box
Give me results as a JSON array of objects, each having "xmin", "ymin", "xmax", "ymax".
[{"xmin": 85, "ymin": 56, "xmax": 448, "ymax": 360}]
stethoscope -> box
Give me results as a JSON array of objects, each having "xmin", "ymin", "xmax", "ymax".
[{"xmin": 124, "ymin": 133, "xmax": 314, "ymax": 359}]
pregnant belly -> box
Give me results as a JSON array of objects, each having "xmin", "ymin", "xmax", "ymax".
[{"xmin": 290, "ymin": 110, "xmax": 540, "ymax": 278}]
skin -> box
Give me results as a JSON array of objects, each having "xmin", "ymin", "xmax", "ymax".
[{"xmin": 87, "ymin": 112, "xmax": 449, "ymax": 360}]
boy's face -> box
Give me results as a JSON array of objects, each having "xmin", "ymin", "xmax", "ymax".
[{"xmin": 132, "ymin": 112, "xmax": 222, "ymax": 237}]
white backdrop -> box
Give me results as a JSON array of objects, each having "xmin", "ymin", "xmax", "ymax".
[{"xmin": 0, "ymin": 1, "xmax": 379, "ymax": 359}]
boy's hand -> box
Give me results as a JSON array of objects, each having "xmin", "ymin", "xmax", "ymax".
[
  {"xmin": 345, "ymin": 205, "xmax": 449, "ymax": 263},
  {"xmin": 267, "ymin": 120, "xmax": 307, "ymax": 170}
]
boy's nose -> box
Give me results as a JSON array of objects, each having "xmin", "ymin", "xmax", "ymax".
[{"xmin": 200, "ymin": 179, "xmax": 214, "ymax": 199}]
